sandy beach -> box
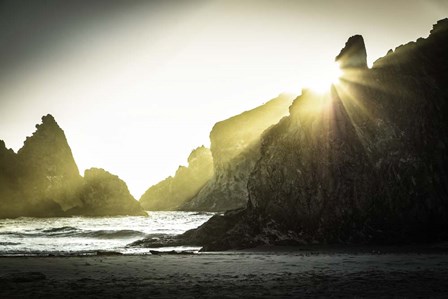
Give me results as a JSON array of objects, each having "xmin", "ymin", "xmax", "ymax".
[{"xmin": 2, "ymin": 248, "xmax": 448, "ymax": 298}]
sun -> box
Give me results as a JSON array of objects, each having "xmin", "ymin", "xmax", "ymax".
[{"xmin": 304, "ymin": 61, "xmax": 342, "ymax": 93}]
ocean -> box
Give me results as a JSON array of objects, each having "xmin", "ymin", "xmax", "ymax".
[{"xmin": 0, "ymin": 211, "xmax": 214, "ymax": 256}]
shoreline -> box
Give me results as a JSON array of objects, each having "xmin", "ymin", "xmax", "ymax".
[{"xmin": 2, "ymin": 242, "xmax": 448, "ymax": 258}]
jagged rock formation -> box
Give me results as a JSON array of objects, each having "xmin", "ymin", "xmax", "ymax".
[
  {"xmin": 69, "ymin": 168, "xmax": 147, "ymax": 216},
  {"xmin": 17, "ymin": 114, "xmax": 83, "ymax": 212},
  {"xmin": 0, "ymin": 115, "xmax": 146, "ymax": 218},
  {"xmin": 335, "ymin": 35, "xmax": 368, "ymax": 69},
  {"xmin": 180, "ymin": 94, "xmax": 294, "ymax": 211},
  {"xmin": 131, "ymin": 19, "xmax": 448, "ymax": 251},
  {"xmin": 0, "ymin": 115, "xmax": 81, "ymax": 217},
  {"xmin": 139, "ymin": 146, "xmax": 213, "ymax": 210}
]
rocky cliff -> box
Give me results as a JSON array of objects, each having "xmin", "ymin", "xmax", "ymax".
[
  {"xmin": 180, "ymin": 94, "xmax": 294, "ymax": 211},
  {"xmin": 0, "ymin": 115, "xmax": 146, "ymax": 218},
  {"xmin": 139, "ymin": 146, "xmax": 214, "ymax": 210},
  {"xmin": 131, "ymin": 18, "xmax": 448, "ymax": 250}
]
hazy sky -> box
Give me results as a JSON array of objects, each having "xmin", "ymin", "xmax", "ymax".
[{"xmin": 1, "ymin": 0, "xmax": 447, "ymax": 197}]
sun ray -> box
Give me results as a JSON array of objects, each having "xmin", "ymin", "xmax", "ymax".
[{"xmin": 304, "ymin": 61, "xmax": 343, "ymax": 94}]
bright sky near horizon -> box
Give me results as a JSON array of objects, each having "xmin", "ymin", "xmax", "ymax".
[{"xmin": 0, "ymin": 0, "xmax": 447, "ymax": 197}]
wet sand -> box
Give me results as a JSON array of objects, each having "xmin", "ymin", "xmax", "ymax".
[{"xmin": 1, "ymin": 249, "xmax": 448, "ymax": 298}]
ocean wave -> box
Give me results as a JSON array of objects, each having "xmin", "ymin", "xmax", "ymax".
[
  {"xmin": 139, "ymin": 233, "xmax": 173, "ymax": 239},
  {"xmin": 79, "ymin": 230, "xmax": 146, "ymax": 239},
  {"xmin": 0, "ymin": 242, "xmax": 21, "ymax": 246},
  {"xmin": 0, "ymin": 230, "xmax": 73, "ymax": 238},
  {"xmin": 0, "ymin": 228, "xmax": 145, "ymax": 239},
  {"xmin": 0, "ymin": 232, "xmax": 16, "ymax": 236},
  {"xmin": 0, "ymin": 226, "xmax": 81, "ymax": 238},
  {"xmin": 192, "ymin": 212, "xmax": 216, "ymax": 216},
  {"xmin": 0, "ymin": 211, "xmax": 213, "ymax": 255},
  {"xmin": 42, "ymin": 226, "xmax": 78, "ymax": 234}
]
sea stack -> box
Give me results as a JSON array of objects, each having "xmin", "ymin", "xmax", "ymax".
[
  {"xmin": 335, "ymin": 35, "xmax": 368, "ymax": 69},
  {"xmin": 72, "ymin": 168, "xmax": 147, "ymax": 216},
  {"xmin": 17, "ymin": 114, "xmax": 83, "ymax": 212}
]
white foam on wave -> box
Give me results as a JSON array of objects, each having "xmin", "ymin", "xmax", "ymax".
[{"xmin": 0, "ymin": 211, "xmax": 213, "ymax": 256}]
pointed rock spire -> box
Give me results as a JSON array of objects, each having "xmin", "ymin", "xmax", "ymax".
[{"xmin": 335, "ymin": 35, "xmax": 368, "ymax": 69}]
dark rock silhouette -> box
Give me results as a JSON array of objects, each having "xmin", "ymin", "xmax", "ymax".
[
  {"xmin": 132, "ymin": 18, "xmax": 448, "ymax": 250},
  {"xmin": 335, "ymin": 35, "xmax": 368, "ymax": 69},
  {"xmin": 180, "ymin": 94, "xmax": 294, "ymax": 211},
  {"xmin": 0, "ymin": 115, "xmax": 146, "ymax": 218},
  {"xmin": 0, "ymin": 115, "xmax": 80, "ymax": 217},
  {"xmin": 69, "ymin": 168, "xmax": 146, "ymax": 216},
  {"xmin": 0, "ymin": 140, "xmax": 23, "ymax": 218},
  {"xmin": 139, "ymin": 146, "xmax": 213, "ymax": 210},
  {"xmin": 17, "ymin": 114, "xmax": 83, "ymax": 212}
]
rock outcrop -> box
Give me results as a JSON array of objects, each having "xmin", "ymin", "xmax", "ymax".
[
  {"xmin": 70, "ymin": 168, "xmax": 147, "ymax": 216},
  {"xmin": 335, "ymin": 35, "xmax": 368, "ymax": 69},
  {"xmin": 0, "ymin": 115, "xmax": 80, "ymax": 217},
  {"xmin": 0, "ymin": 115, "xmax": 147, "ymax": 218},
  {"xmin": 131, "ymin": 19, "xmax": 448, "ymax": 250},
  {"xmin": 180, "ymin": 94, "xmax": 294, "ymax": 211},
  {"xmin": 139, "ymin": 146, "xmax": 213, "ymax": 210},
  {"xmin": 16, "ymin": 114, "xmax": 83, "ymax": 212}
]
